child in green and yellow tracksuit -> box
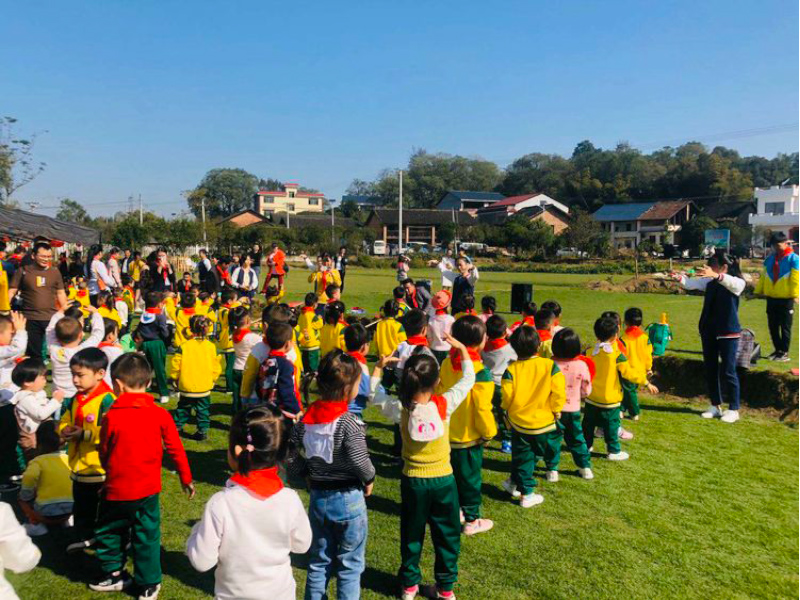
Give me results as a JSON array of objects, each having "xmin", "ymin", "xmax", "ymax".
[
  {"xmin": 319, "ymin": 301, "xmax": 347, "ymax": 357},
  {"xmin": 170, "ymin": 316, "xmax": 222, "ymax": 441},
  {"xmin": 297, "ymin": 292, "xmax": 324, "ymax": 373},
  {"xmin": 500, "ymin": 325, "xmax": 566, "ymax": 507},
  {"xmin": 620, "ymin": 307, "xmax": 655, "ymax": 421},
  {"xmin": 58, "ymin": 347, "xmax": 116, "ymax": 548},
  {"xmin": 215, "ymin": 289, "xmax": 239, "ymax": 393},
  {"xmin": 166, "ymin": 291, "xmax": 198, "ymax": 348},
  {"xmin": 437, "ymin": 315, "xmax": 496, "ymax": 536},
  {"xmin": 584, "ymin": 316, "xmax": 654, "ymax": 461},
  {"xmin": 534, "ymin": 308, "xmax": 556, "ymax": 358},
  {"xmin": 375, "ymin": 299, "xmax": 407, "ymax": 392}
]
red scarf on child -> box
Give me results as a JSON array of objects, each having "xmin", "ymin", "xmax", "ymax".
[
  {"xmin": 302, "ymin": 306, "xmax": 316, "ymax": 314},
  {"xmin": 233, "ymin": 328, "xmax": 252, "ymax": 344},
  {"xmin": 435, "ymin": 309, "xmax": 448, "ymax": 316},
  {"xmin": 74, "ymin": 381, "xmax": 113, "ymax": 427},
  {"xmin": 145, "ymin": 307, "xmax": 161, "ymax": 315},
  {"xmin": 624, "ymin": 326, "xmax": 644, "ymax": 338},
  {"xmin": 230, "ymin": 467, "xmax": 284, "ymax": 499},
  {"xmin": 484, "ymin": 338, "xmax": 508, "ymax": 352},
  {"xmin": 536, "ymin": 329, "xmax": 552, "ymax": 342},
  {"xmin": 348, "ymin": 351, "xmax": 367, "ymax": 364},
  {"xmin": 302, "ymin": 399, "xmax": 349, "ymax": 424},
  {"xmin": 406, "ymin": 335, "xmax": 428, "ymax": 347},
  {"xmin": 773, "ymin": 246, "xmax": 794, "ymax": 282},
  {"xmin": 449, "ymin": 347, "xmax": 481, "ymax": 371}
]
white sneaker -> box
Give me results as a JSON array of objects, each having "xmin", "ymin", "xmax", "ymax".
[
  {"xmin": 159, "ymin": 396, "xmax": 170, "ymax": 404},
  {"xmin": 501, "ymin": 478, "xmax": 521, "ymax": 498},
  {"xmin": 401, "ymin": 586, "xmax": 419, "ymax": 600},
  {"xmin": 459, "ymin": 509, "xmax": 465, "ymax": 525},
  {"xmin": 578, "ymin": 467, "xmax": 594, "ymax": 480},
  {"xmin": 607, "ymin": 451, "xmax": 630, "ymax": 461},
  {"xmin": 701, "ymin": 405, "xmax": 722, "ymax": 419},
  {"xmin": 720, "ymin": 410, "xmax": 740, "ymax": 423},
  {"xmin": 520, "ymin": 493, "xmax": 545, "ymax": 508},
  {"xmin": 462, "ymin": 518, "xmax": 494, "ymax": 536},
  {"xmin": 546, "ymin": 470, "xmax": 559, "ymax": 482},
  {"xmin": 24, "ymin": 523, "xmax": 48, "ymax": 537}
]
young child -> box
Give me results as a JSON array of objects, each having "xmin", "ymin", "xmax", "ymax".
[
  {"xmin": 551, "ymin": 328, "xmax": 594, "ymax": 479},
  {"xmin": 256, "ymin": 323, "xmax": 302, "ymax": 417},
  {"xmin": 99, "ymin": 319, "xmax": 125, "ymax": 388},
  {"xmin": 0, "ymin": 313, "xmax": 28, "ymax": 390},
  {"xmin": 479, "ymin": 296, "xmax": 497, "ymax": 324},
  {"xmin": 121, "ymin": 274, "xmax": 136, "ymax": 321},
  {"xmin": 620, "ymin": 307, "xmax": 655, "ymax": 421},
  {"xmin": 264, "ymin": 284, "xmax": 285, "ymax": 307},
  {"xmin": 437, "ymin": 315, "xmax": 496, "ymax": 535},
  {"xmin": 396, "ymin": 309, "xmax": 436, "ymax": 367},
  {"xmin": 599, "ymin": 310, "xmax": 633, "ymax": 439},
  {"xmin": 375, "ymin": 300, "xmax": 407, "ymax": 363},
  {"xmin": 534, "ymin": 308, "xmax": 556, "ymax": 358},
  {"xmin": 343, "ymin": 323, "xmax": 372, "ymax": 418},
  {"xmin": 91, "ymin": 353, "xmax": 194, "ymax": 598},
  {"xmin": 500, "ymin": 325, "xmax": 566, "ymax": 506},
  {"xmin": 97, "ymin": 290, "xmax": 123, "ymax": 330},
  {"xmin": 113, "ymin": 288, "xmax": 129, "ymax": 334},
  {"xmin": 396, "ymin": 256, "xmax": 410, "ymax": 284},
  {"xmin": 178, "ymin": 271, "xmax": 193, "ymax": 294},
  {"xmin": 325, "ymin": 283, "xmax": 342, "ymax": 305},
  {"xmin": 509, "ymin": 301, "xmax": 537, "ymax": 332},
  {"xmin": 18, "ymin": 421, "xmax": 73, "ymax": 537},
  {"xmin": 393, "ymin": 286, "xmax": 409, "ymax": 317},
  {"xmin": 428, "ymin": 291, "xmax": 455, "ymax": 364},
  {"xmin": 288, "ymin": 350, "xmax": 375, "ymax": 598},
  {"xmin": 319, "ymin": 301, "xmax": 347, "ymax": 357},
  {"xmin": 47, "ymin": 305, "xmax": 105, "ymax": 398},
  {"xmin": 166, "ymin": 291, "xmax": 198, "ymax": 348},
  {"xmin": 584, "ymin": 317, "xmax": 655, "ymax": 461},
  {"xmin": 481, "ymin": 315, "xmax": 517, "ymax": 455},
  {"xmin": 540, "ymin": 300, "xmax": 563, "ymax": 334},
  {"xmin": 187, "ymin": 406, "xmax": 311, "ymax": 599},
  {"xmin": 135, "ymin": 291, "xmax": 171, "ymax": 404},
  {"xmin": 58, "ymin": 347, "xmax": 116, "ymax": 551},
  {"xmin": 297, "ymin": 292, "xmax": 324, "ymax": 375},
  {"xmin": 170, "ymin": 316, "xmax": 222, "ymax": 441},
  {"xmin": 12, "ymin": 359, "xmax": 63, "ymax": 461},
  {"xmin": 229, "ymin": 306, "xmax": 261, "ymax": 415},
  {"xmin": 215, "ymin": 289, "xmax": 239, "ymax": 394},
  {"xmin": 452, "ymin": 294, "xmax": 477, "ymax": 320}
]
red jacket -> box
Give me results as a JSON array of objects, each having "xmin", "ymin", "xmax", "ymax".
[{"xmin": 100, "ymin": 392, "xmax": 192, "ymax": 501}]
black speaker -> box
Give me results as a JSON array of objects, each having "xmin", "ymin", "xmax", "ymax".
[{"xmin": 510, "ymin": 283, "xmax": 533, "ymax": 313}]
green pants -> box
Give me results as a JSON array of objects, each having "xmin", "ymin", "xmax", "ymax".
[
  {"xmin": 142, "ymin": 340, "xmax": 169, "ymax": 397},
  {"xmin": 223, "ymin": 351, "xmax": 235, "ymax": 393},
  {"xmin": 450, "ymin": 445, "xmax": 484, "ymax": 523},
  {"xmin": 95, "ymin": 493, "xmax": 161, "ymax": 586},
  {"xmin": 491, "ymin": 385, "xmax": 511, "ymax": 442},
  {"xmin": 510, "ymin": 427, "xmax": 562, "ymax": 495},
  {"xmin": 622, "ymin": 385, "xmax": 640, "ymax": 417},
  {"xmin": 301, "ymin": 348, "xmax": 320, "ymax": 373},
  {"xmin": 173, "ymin": 394, "xmax": 211, "ymax": 433},
  {"xmin": 560, "ymin": 412, "xmax": 591, "ymax": 469},
  {"xmin": 399, "ymin": 475, "xmax": 461, "ymax": 591},
  {"xmin": 582, "ymin": 404, "xmax": 621, "ymax": 455},
  {"xmin": 73, "ymin": 480, "xmax": 103, "ymax": 541},
  {"xmin": 231, "ymin": 370, "xmax": 243, "ymax": 416}
]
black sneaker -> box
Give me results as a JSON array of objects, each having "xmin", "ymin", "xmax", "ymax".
[
  {"xmin": 773, "ymin": 353, "xmax": 790, "ymax": 363},
  {"xmin": 89, "ymin": 570, "xmax": 133, "ymax": 592},
  {"xmin": 138, "ymin": 583, "xmax": 161, "ymax": 600},
  {"xmin": 66, "ymin": 537, "xmax": 96, "ymax": 554},
  {"xmin": 765, "ymin": 351, "xmax": 780, "ymax": 360},
  {"xmin": 194, "ymin": 431, "xmax": 208, "ymax": 441}
]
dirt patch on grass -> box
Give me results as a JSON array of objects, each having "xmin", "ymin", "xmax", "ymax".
[{"xmin": 585, "ymin": 275, "xmax": 687, "ymax": 295}]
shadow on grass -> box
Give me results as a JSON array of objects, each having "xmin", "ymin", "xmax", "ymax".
[
  {"xmin": 32, "ymin": 528, "xmax": 102, "ymax": 585},
  {"xmin": 366, "ymin": 493, "xmax": 401, "ymax": 516},
  {"xmin": 362, "ymin": 565, "xmax": 399, "ymax": 596},
  {"xmin": 162, "ymin": 549, "xmax": 215, "ymax": 596},
  {"xmin": 639, "ymin": 403, "xmax": 699, "ymax": 415},
  {"xmin": 365, "ymin": 421, "xmax": 395, "ymax": 432},
  {"xmin": 184, "ymin": 448, "xmax": 231, "ymax": 487}
]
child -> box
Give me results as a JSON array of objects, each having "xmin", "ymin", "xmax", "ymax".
[
  {"xmin": 297, "ymin": 292, "xmax": 324, "ymax": 374},
  {"xmin": 599, "ymin": 310, "xmax": 633, "ymax": 439},
  {"xmin": 215, "ymin": 289, "xmax": 239, "ymax": 394},
  {"xmin": 306, "ymin": 254, "xmax": 341, "ymax": 312},
  {"xmin": 121, "ymin": 274, "xmax": 136, "ymax": 321},
  {"xmin": 187, "ymin": 406, "xmax": 311, "ymax": 599},
  {"xmin": 428, "ymin": 291, "xmax": 455, "ymax": 364},
  {"xmin": 319, "ymin": 301, "xmax": 347, "ymax": 356},
  {"xmin": 378, "ymin": 335, "xmax": 474, "ymax": 600},
  {"xmin": 97, "ymin": 290, "xmax": 123, "ymax": 330},
  {"xmin": 452, "ymin": 294, "xmax": 476, "ymax": 320},
  {"xmin": 534, "ymin": 308, "xmax": 555, "ymax": 358},
  {"xmin": 540, "ymin": 300, "xmax": 563, "ymax": 334},
  {"xmin": 170, "ymin": 316, "xmax": 222, "ymax": 441},
  {"xmin": 396, "ymin": 309, "xmax": 436, "ymax": 371},
  {"xmin": 620, "ymin": 307, "xmax": 655, "ymax": 421},
  {"xmin": 47, "ymin": 305, "xmax": 105, "ymax": 398},
  {"xmin": 509, "ymin": 301, "xmax": 537, "ymax": 332},
  {"xmin": 256, "ymin": 323, "xmax": 301, "ymax": 417},
  {"xmin": 288, "ymin": 350, "xmax": 375, "ymax": 598},
  {"xmin": 393, "ymin": 286, "xmax": 409, "ymax": 317},
  {"xmin": 583, "ymin": 317, "xmax": 655, "ymax": 461},
  {"xmin": 551, "ymin": 328, "xmax": 594, "ymax": 479},
  {"xmin": 264, "ymin": 284, "xmax": 285, "ymax": 307},
  {"xmin": 178, "ymin": 271, "xmax": 193, "ymax": 294},
  {"xmin": 99, "ymin": 318, "xmax": 125, "ymax": 388},
  {"xmin": 479, "ymin": 296, "xmax": 497, "ymax": 324},
  {"xmin": 375, "ymin": 300, "xmax": 407, "ymax": 389},
  {"xmin": 343, "ymin": 323, "xmax": 372, "ymax": 418},
  {"xmin": 0, "ymin": 312, "xmax": 28, "ymax": 390},
  {"xmin": 437, "ymin": 315, "xmax": 496, "ymax": 535},
  {"xmin": 58, "ymin": 347, "xmax": 116, "ymax": 551},
  {"xmin": 113, "ymin": 288, "xmax": 129, "ymax": 334},
  {"xmin": 12, "ymin": 359, "xmax": 63, "ymax": 461},
  {"xmin": 481, "ymin": 315, "xmax": 517, "ymax": 455},
  {"xmin": 325, "ymin": 283, "xmax": 341, "ymax": 305},
  {"xmin": 18, "ymin": 421, "xmax": 73, "ymax": 536},
  {"xmin": 91, "ymin": 353, "xmax": 194, "ymax": 597},
  {"xmin": 500, "ymin": 325, "xmax": 566, "ymax": 506},
  {"xmin": 167, "ymin": 292, "xmax": 199, "ymax": 348},
  {"xmin": 135, "ymin": 291, "xmax": 171, "ymax": 404},
  {"xmin": 230, "ymin": 306, "xmax": 261, "ymax": 415}
]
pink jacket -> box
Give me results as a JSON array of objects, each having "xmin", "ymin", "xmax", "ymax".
[
  {"xmin": 427, "ymin": 313, "xmax": 455, "ymax": 351},
  {"xmin": 554, "ymin": 358, "xmax": 592, "ymax": 413}
]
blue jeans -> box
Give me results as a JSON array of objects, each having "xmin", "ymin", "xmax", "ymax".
[
  {"xmin": 305, "ymin": 487, "xmax": 368, "ymax": 600},
  {"xmin": 701, "ymin": 335, "xmax": 740, "ymax": 410}
]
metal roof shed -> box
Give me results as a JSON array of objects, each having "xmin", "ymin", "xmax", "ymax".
[{"xmin": 0, "ymin": 206, "xmax": 100, "ymax": 245}]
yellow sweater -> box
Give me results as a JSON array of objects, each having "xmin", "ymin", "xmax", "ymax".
[
  {"xmin": 308, "ymin": 270, "xmax": 341, "ymax": 303},
  {"xmin": 501, "ymin": 357, "xmax": 565, "ymax": 435},
  {"xmin": 401, "ymin": 406, "xmax": 453, "ymax": 478},
  {"xmin": 20, "ymin": 452, "xmax": 73, "ymax": 507},
  {"xmin": 167, "ymin": 306, "xmax": 200, "ymax": 347},
  {"xmin": 437, "ymin": 355, "xmax": 496, "ymax": 447},
  {"xmin": 214, "ymin": 302, "xmax": 239, "ymax": 353},
  {"xmin": 0, "ymin": 262, "xmax": 9, "ymax": 313},
  {"xmin": 98, "ymin": 305, "xmax": 122, "ymax": 329},
  {"xmin": 620, "ymin": 327, "xmax": 653, "ymax": 382},
  {"xmin": 58, "ymin": 385, "xmax": 116, "ymax": 483},
  {"xmin": 375, "ymin": 318, "xmax": 406, "ymax": 357},
  {"xmin": 297, "ymin": 309, "xmax": 324, "ymax": 351},
  {"xmin": 587, "ymin": 341, "xmax": 647, "ymax": 408},
  {"xmin": 319, "ymin": 322, "xmax": 346, "ymax": 356},
  {"xmin": 170, "ymin": 338, "xmax": 222, "ymax": 397}
]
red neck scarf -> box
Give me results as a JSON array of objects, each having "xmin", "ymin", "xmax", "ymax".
[
  {"xmin": 74, "ymin": 381, "xmax": 112, "ymax": 427},
  {"xmin": 484, "ymin": 338, "xmax": 508, "ymax": 352},
  {"xmin": 410, "ymin": 291, "xmax": 420, "ymax": 308},
  {"xmin": 406, "ymin": 335, "xmax": 428, "ymax": 347},
  {"xmin": 145, "ymin": 307, "xmax": 161, "ymax": 314},
  {"xmin": 577, "ymin": 355, "xmax": 596, "ymax": 380},
  {"xmin": 319, "ymin": 269, "xmax": 329, "ymax": 293},
  {"xmin": 77, "ymin": 290, "xmax": 88, "ymax": 298},
  {"xmin": 303, "ymin": 399, "xmax": 349, "ymax": 424},
  {"xmin": 616, "ymin": 339, "xmax": 628, "ymax": 356},
  {"xmin": 230, "ymin": 467, "xmax": 284, "ymax": 499},
  {"xmin": 522, "ymin": 316, "xmax": 535, "ymax": 326},
  {"xmin": 624, "ymin": 325, "xmax": 644, "ymax": 339},
  {"xmin": 181, "ymin": 307, "xmax": 196, "ymax": 316},
  {"xmin": 536, "ymin": 329, "xmax": 552, "ymax": 342},
  {"xmin": 773, "ymin": 246, "xmax": 794, "ymax": 281},
  {"xmin": 98, "ymin": 341, "xmax": 118, "ymax": 349},
  {"xmin": 435, "ymin": 309, "xmax": 448, "ymax": 315},
  {"xmin": 233, "ymin": 328, "xmax": 252, "ymax": 344},
  {"xmin": 449, "ymin": 347, "xmax": 481, "ymax": 371},
  {"xmin": 217, "ymin": 265, "xmax": 232, "ymax": 285},
  {"xmin": 461, "ymin": 309, "xmax": 477, "ymax": 316},
  {"xmin": 269, "ymin": 349, "xmax": 286, "ymax": 358},
  {"xmin": 302, "ymin": 306, "xmax": 316, "ymax": 313},
  {"xmin": 348, "ymin": 351, "xmax": 367, "ymax": 364}
]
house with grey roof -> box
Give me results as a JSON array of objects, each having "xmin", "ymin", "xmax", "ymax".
[
  {"xmin": 591, "ymin": 200, "xmax": 695, "ymax": 249},
  {"xmin": 437, "ymin": 190, "xmax": 506, "ymax": 214}
]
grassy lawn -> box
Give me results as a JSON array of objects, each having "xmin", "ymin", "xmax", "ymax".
[{"xmin": 6, "ymin": 267, "xmax": 798, "ymax": 599}]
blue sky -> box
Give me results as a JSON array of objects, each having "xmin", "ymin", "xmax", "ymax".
[{"xmin": 3, "ymin": 0, "xmax": 798, "ymax": 217}]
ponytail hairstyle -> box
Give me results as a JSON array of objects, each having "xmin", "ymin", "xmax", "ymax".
[
  {"xmin": 324, "ymin": 300, "xmax": 345, "ymax": 325},
  {"xmin": 229, "ymin": 405, "xmax": 287, "ymax": 475},
  {"xmin": 461, "ymin": 294, "xmax": 475, "ymax": 312},
  {"xmin": 316, "ymin": 349, "xmax": 361, "ymax": 401},
  {"xmin": 381, "ymin": 299, "xmax": 399, "ymax": 318},
  {"xmin": 708, "ymin": 250, "xmax": 742, "ymax": 279},
  {"xmin": 187, "ymin": 315, "xmax": 209, "ymax": 340},
  {"xmin": 96, "ymin": 290, "xmax": 114, "ymax": 311},
  {"xmin": 228, "ymin": 305, "xmax": 250, "ymax": 332},
  {"xmin": 481, "ymin": 295, "xmax": 497, "ymax": 314},
  {"xmin": 399, "ymin": 353, "xmax": 440, "ymax": 411}
]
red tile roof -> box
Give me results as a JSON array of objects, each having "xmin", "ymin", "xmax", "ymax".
[
  {"xmin": 488, "ymin": 193, "xmax": 540, "ymax": 208},
  {"xmin": 638, "ymin": 200, "xmax": 692, "ymax": 220}
]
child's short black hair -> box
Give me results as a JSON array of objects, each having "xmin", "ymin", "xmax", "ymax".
[
  {"xmin": 262, "ymin": 303, "xmax": 292, "ymax": 327},
  {"xmin": 401, "ymin": 309, "xmax": 428, "ymax": 337},
  {"xmin": 97, "ymin": 290, "xmax": 114, "ymax": 310},
  {"xmin": 121, "ymin": 274, "xmax": 133, "ymax": 286},
  {"xmin": 11, "ymin": 358, "xmax": 46, "ymax": 388},
  {"xmin": 481, "ymin": 296, "xmax": 497, "ymax": 313},
  {"xmin": 304, "ymin": 292, "xmax": 318, "ymax": 307},
  {"xmin": 451, "ymin": 315, "xmax": 486, "ymax": 348},
  {"xmin": 594, "ymin": 317, "xmax": 619, "ymax": 342},
  {"xmin": 36, "ymin": 421, "xmax": 62, "ymax": 454},
  {"xmin": 509, "ymin": 325, "xmax": 540, "ymax": 360},
  {"xmin": 182, "ymin": 271, "xmax": 192, "ymax": 278},
  {"xmin": 55, "ymin": 317, "xmax": 83, "ymax": 345},
  {"xmin": 552, "ymin": 327, "xmax": 581, "ymax": 360},
  {"xmin": 63, "ymin": 304, "xmax": 84, "ymax": 321},
  {"xmin": 521, "ymin": 301, "xmax": 538, "ymax": 317},
  {"xmin": 180, "ymin": 291, "xmax": 196, "ymax": 309},
  {"xmin": 220, "ymin": 288, "xmax": 238, "ymax": 305},
  {"xmin": 229, "ymin": 405, "xmax": 287, "ymax": 475},
  {"xmin": 485, "ymin": 315, "xmax": 508, "ymax": 341},
  {"xmin": 381, "ymin": 299, "xmax": 399, "ymax": 318},
  {"xmin": 144, "ymin": 291, "xmax": 163, "ymax": 309},
  {"xmin": 600, "ymin": 311, "xmax": 621, "ymax": 326},
  {"xmin": 103, "ymin": 318, "xmax": 119, "ymax": 340},
  {"xmin": 266, "ymin": 322, "xmax": 293, "ymax": 350},
  {"xmin": 70, "ymin": 347, "xmax": 109, "ymax": 372},
  {"xmin": 110, "ymin": 352, "xmax": 152, "ymax": 389},
  {"xmin": 325, "ymin": 284, "xmax": 340, "ymax": 299},
  {"xmin": 344, "ymin": 323, "xmax": 369, "ymax": 352},
  {"xmin": 324, "ymin": 301, "xmax": 345, "ymax": 325},
  {"xmin": 624, "ymin": 307, "xmax": 643, "ymax": 327},
  {"xmin": 460, "ymin": 294, "xmax": 475, "ymax": 311},
  {"xmin": 534, "ymin": 309, "xmax": 555, "ymax": 331},
  {"xmin": 393, "ymin": 286, "xmax": 405, "ymax": 300},
  {"xmin": 317, "ymin": 350, "xmax": 361, "ymax": 400},
  {"xmin": 541, "ymin": 300, "xmax": 562, "ymax": 318}
]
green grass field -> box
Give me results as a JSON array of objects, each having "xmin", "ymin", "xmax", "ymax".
[{"xmin": 6, "ymin": 268, "xmax": 798, "ymax": 599}]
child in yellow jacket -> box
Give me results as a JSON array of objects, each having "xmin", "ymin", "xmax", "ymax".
[
  {"xmin": 534, "ymin": 308, "xmax": 555, "ymax": 358},
  {"xmin": 319, "ymin": 301, "xmax": 347, "ymax": 356},
  {"xmin": 500, "ymin": 325, "xmax": 565, "ymax": 508},
  {"xmin": 167, "ymin": 292, "xmax": 199, "ymax": 348},
  {"xmin": 436, "ymin": 315, "xmax": 496, "ymax": 535},
  {"xmin": 297, "ymin": 292, "xmax": 324, "ymax": 373},
  {"xmin": 170, "ymin": 316, "xmax": 221, "ymax": 441},
  {"xmin": 584, "ymin": 317, "xmax": 656, "ymax": 461},
  {"xmin": 215, "ymin": 289, "xmax": 239, "ymax": 393},
  {"xmin": 620, "ymin": 307, "xmax": 655, "ymax": 421}
]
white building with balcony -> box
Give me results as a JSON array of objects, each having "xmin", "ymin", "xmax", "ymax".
[{"xmin": 748, "ymin": 185, "xmax": 799, "ymax": 245}]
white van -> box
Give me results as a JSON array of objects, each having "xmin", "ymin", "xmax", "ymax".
[{"xmin": 373, "ymin": 240, "xmax": 387, "ymax": 256}]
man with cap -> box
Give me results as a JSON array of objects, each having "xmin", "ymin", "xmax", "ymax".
[{"xmin": 754, "ymin": 231, "xmax": 799, "ymax": 362}]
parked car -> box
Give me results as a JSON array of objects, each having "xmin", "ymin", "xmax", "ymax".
[
  {"xmin": 373, "ymin": 240, "xmax": 387, "ymax": 256},
  {"xmin": 556, "ymin": 247, "xmax": 588, "ymax": 258}
]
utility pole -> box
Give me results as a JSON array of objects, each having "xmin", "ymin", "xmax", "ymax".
[
  {"xmin": 331, "ymin": 199, "xmax": 335, "ymax": 245},
  {"xmin": 398, "ymin": 170, "xmax": 403, "ymax": 254},
  {"xmin": 201, "ymin": 196, "xmax": 207, "ymax": 245},
  {"xmin": 138, "ymin": 194, "xmax": 143, "ymax": 225},
  {"xmin": 286, "ymin": 209, "xmax": 290, "ymax": 230}
]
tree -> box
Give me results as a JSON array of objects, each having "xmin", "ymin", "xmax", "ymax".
[
  {"xmin": 679, "ymin": 215, "xmax": 717, "ymax": 257},
  {"xmin": 110, "ymin": 216, "xmax": 150, "ymax": 249},
  {"xmin": 186, "ymin": 168, "xmax": 260, "ymax": 219},
  {"xmin": 0, "ymin": 117, "xmax": 47, "ymax": 204},
  {"xmin": 406, "ymin": 149, "xmax": 502, "ymax": 208},
  {"xmin": 439, "ymin": 222, "xmax": 457, "ymax": 246},
  {"xmin": 56, "ymin": 198, "xmax": 91, "ymax": 224},
  {"xmin": 345, "ymin": 179, "xmax": 377, "ymax": 197},
  {"xmin": 562, "ymin": 210, "xmax": 609, "ymax": 257},
  {"xmin": 258, "ymin": 178, "xmax": 283, "ymax": 191}
]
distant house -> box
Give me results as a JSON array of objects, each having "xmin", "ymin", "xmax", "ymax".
[
  {"xmin": 702, "ymin": 201, "xmax": 756, "ymax": 227},
  {"xmin": 217, "ymin": 209, "xmax": 269, "ymax": 228},
  {"xmin": 254, "ymin": 182, "xmax": 325, "ymax": 217},
  {"xmin": 437, "ymin": 191, "xmax": 506, "ymax": 214},
  {"xmin": 364, "ymin": 209, "xmax": 476, "ymax": 246},
  {"xmin": 514, "ymin": 204, "xmax": 571, "ymax": 234},
  {"xmin": 272, "ymin": 212, "xmax": 356, "ymax": 229},
  {"xmin": 341, "ymin": 194, "xmax": 383, "ymax": 209},
  {"xmin": 748, "ymin": 185, "xmax": 799, "ymax": 245},
  {"xmin": 591, "ymin": 200, "xmax": 695, "ymax": 249},
  {"xmin": 476, "ymin": 193, "xmax": 569, "ymax": 225}
]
